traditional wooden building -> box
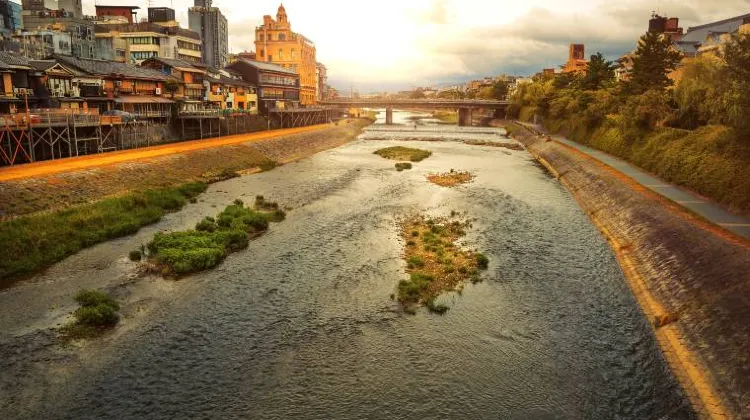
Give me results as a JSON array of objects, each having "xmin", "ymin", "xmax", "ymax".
[{"xmin": 225, "ymin": 58, "xmax": 299, "ymax": 115}]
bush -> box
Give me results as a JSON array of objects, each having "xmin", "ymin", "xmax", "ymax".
[
  {"xmin": 73, "ymin": 289, "xmax": 120, "ymax": 327},
  {"xmin": 0, "ymin": 182, "xmax": 207, "ymax": 285},
  {"xmin": 407, "ymin": 256, "xmax": 425, "ymax": 268},
  {"xmin": 259, "ymin": 160, "xmax": 278, "ymax": 172},
  {"xmin": 395, "ymin": 162, "xmax": 413, "ymax": 171},
  {"xmin": 128, "ymin": 250, "xmax": 142, "ymax": 262},
  {"xmin": 195, "ymin": 217, "xmax": 218, "ymax": 232},
  {"xmin": 475, "ymin": 253, "xmax": 489, "ymax": 270},
  {"xmin": 426, "ymin": 298, "xmax": 449, "ymax": 314}
]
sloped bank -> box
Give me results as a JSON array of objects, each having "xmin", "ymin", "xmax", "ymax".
[
  {"xmin": 0, "ymin": 120, "xmax": 370, "ymax": 219},
  {"xmin": 507, "ymin": 122, "xmax": 750, "ymax": 419}
]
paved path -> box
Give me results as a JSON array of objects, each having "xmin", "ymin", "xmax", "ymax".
[
  {"xmin": 0, "ymin": 124, "xmax": 330, "ymax": 182},
  {"xmin": 517, "ymin": 122, "xmax": 750, "ymax": 239}
]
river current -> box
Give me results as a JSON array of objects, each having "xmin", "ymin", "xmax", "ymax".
[{"xmin": 13, "ymin": 111, "xmax": 695, "ymax": 419}]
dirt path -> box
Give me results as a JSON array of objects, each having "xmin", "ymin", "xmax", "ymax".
[{"xmin": 0, "ymin": 124, "xmax": 328, "ymax": 182}]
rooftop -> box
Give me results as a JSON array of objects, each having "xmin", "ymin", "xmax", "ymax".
[
  {"xmin": 235, "ymin": 58, "xmax": 298, "ymax": 76},
  {"xmin": 53, "ymin": 54, "xmax": 169, "ymax": 81}
]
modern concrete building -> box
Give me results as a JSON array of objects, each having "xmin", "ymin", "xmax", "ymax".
[
  {"xmin": 672, "ymin": 13, "xmax": 750, "ymax": 57},
  {"xmin": 95, "ymin": 23, "xmax": 202, "ymax": 64},
  {"xmin": 94, "ymin": 5, "xmax": 139, "ymax": 24},
  {"xmin": 188, "ymin": 0, "xmax": 228, "ymax": 69},
  {"xmin": 316, "ymin": 62, "xmax": 327, "ymax": 101},
  {"xmin": 13, "ymin": 29, "xmax": 72, "ymax": 59},
  {"xmin": 0, "ymin": 0, "xmax": 22, "ymax": 35},
  {"xmin": 255, "ymin": 4, "xmax": 317, "ymax": 105},
  {"xmin": 21, "ymin": 0, "xmax": 105, "ymax": 59}
]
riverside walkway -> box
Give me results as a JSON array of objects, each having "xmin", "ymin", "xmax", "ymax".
[
  {"xmin": 0, "ymin": 124, "xmax": 330, "ymax": 182},
  {"xmin": 517, "ymin": 122, "xmax": 750, "ymax": 239}
]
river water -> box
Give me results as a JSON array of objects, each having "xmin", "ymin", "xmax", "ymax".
[{"xmin": 10, "ymin": 111, "xmax": 694, "ymax": 419}]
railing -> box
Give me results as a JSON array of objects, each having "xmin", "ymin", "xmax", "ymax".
[{"xmin": 0, "ymin": 109, "xmax": 101, "ymax": 127}]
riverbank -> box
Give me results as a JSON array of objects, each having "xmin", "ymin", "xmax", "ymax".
[
  {"xmin": 0, "ymin": 120, "xmax": 369, "ymax": 219},
  {"xmin": 506, "ymin": 121, "xmax": 750, "ymax": 419},
  {"xmin": 515, "ymin": 108, "xmax": 750, "ymax": 217},
  {"xmin": 0, "ymin": 120, "xmax": 370, "ymax": 285}
]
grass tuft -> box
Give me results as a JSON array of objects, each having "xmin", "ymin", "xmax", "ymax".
[
  {"xmin": 0, "ymin": 182, "xmax": 207, "ymax": 285},
  {"xmin": 374, "ymin": 146, "xmax": 432, "ymax": 162}
]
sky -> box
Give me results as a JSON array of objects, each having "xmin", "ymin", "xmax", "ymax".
[{"xmin": 84, "ymin": 0, "xmax": 750, "ymax": 92}]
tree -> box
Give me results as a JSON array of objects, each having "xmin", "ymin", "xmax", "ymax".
[
  {"xmin": 722, "ymin": 32, "xmax": 750, "ymax": 138},
  {"xmin": 491, "ymin": 80, "xmax": 509, "ymax": 100},
  {"xmin": 165, "ymin": 79, "xmax": 180, "ymax": 98},
  {"xmin": 627, "ymin": 31, "xmax": 683, "ymax": 94},
  {"xmin": 581, "ymin": 52, "xmax": 615, "ymax": 90},
  {"xmin": 437, "ymin": 88, "xmax": 464, "ymax": 100},
  {"xmin": 410, "ymin": 89, "xmax": 426, "ymax": 99}
]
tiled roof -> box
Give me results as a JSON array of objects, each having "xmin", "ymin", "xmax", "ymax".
[
  {"xmin": 0, "ymin": 51, "xmax": 31, "ymax": 69},
  {"xmin": 29, "ymin": 60, "xmax": 57, "ymax": 72},
  {"xmin": 53, "ymin": 54, "xmax": 168, "ymax": 80},
  {"xmin": 236, "ymin": 58, "xmax": 298, "ymax": 75}
]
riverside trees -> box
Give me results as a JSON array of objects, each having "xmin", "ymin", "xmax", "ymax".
[{"xmin": 509, "ymin": 30, "xmax": 750, "ymax": 213}]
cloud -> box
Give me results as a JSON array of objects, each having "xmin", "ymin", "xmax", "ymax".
[{"xmin": 80, "ymin": 0, "xmax": 750, "ymax": 91}]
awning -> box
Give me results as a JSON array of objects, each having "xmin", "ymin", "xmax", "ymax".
[{"xmin": 115, "ymin": 95, "xmax": 175, "ymax": 104}]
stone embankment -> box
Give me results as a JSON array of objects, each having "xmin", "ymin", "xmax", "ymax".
[
  {"xmin": 508, "ymin": 122, "xmax": 750, "ymax": 419},
  {"xmin": 0, "ymin": 120, "xmax": 370, "ymax": 219}
]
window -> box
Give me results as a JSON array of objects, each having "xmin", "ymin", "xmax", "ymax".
[
  {"xmin": 291, "ymin": 49, "xmax": 296, "ymax": 59},
  {"xmin": 278, "ymin": 49, "xmax": 284, "ymax": 60},
  {"xmin": 259, "ymin": 34, "xmax": 264, "ymax": 41},
  {"xmin": 260, "ymin": 49, "xmax": 264, "ymax": 58},
  {"xmin": 279, "ymin": 33, "xmax": 286, "ymax": 41}
]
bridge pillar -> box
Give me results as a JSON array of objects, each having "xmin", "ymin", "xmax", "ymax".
[
  {"xmin": 385, "ymin": 107, "xmax": 393, "ymax": 125},
  {"xmin": 458, "ymin": 108, "xmax": 472, "ymax": 127}
]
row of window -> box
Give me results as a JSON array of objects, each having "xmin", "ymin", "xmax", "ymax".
[
  {"xmin": 130, "ymin": 37, "xmax": 160, "ymax": 45},
  {"xmin": 178, "ymin": 40, "xmax": 201, "ymax": 51},
  {"xmin": 258, "ymin": 33, "xmax": 287, "ymax": 42},
  {"xmin": 260, "ymin": 74, "xmax": 297, "ymax": 86},
  {"xmin": 131, "ymin": 51, "xmax": 158, "ymax": 60}
]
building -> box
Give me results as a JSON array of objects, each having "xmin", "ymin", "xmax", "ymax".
[
  {"xmin": 672, "ymin": 13, "xmax": 750, "ymax": 57},
  {"xmin": 316, "ymin": 62, "xmax": 327, "ymax": 101},
  {"xmin": 188, "ymin": 0, "xmax": 228, "ymax": 69},
  {"xmin": 648, "ymin": 14, "xmax": 684, "ymax": 41},
  {"xmin": 226, "ymin": 58, "xmax": 299, "ymax": 114},
  {"xmin": 0, "ymin": 0, "xmax": 22, "ymax": 35},
  {"xmin": 148, "ymin": 7, "xmax": 175, "ymax": 25},
  {"xmin": 14, "ymin": 29, "xmax": 72, "ymax": 59},
  {"xmin": 21, "ymin": 0, "xmax": 104, "ymax": 59},
  {"xmin": 94, "ymin": 5, "xmax": 139, "ymax": 24},
  {"xmin": 53, "ymin": 53, "xmax": 174, "ymax": 116},
  {"xmin": 562, "ymin": 43, "xmax": 587, "ymax": 73},
  {"xmin": 95, "ymin": 22, "xmax": 202, "ymax": 64},
  {"xmin": 255, "ymin": 4, "xmax": 317, "ymax": 105}
]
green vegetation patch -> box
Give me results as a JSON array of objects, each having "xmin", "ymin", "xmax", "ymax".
[
  {"xmin": 374, "ymin": 146, "xmax": 432, "ymax": 162},
  {"xmin": 145, "ymin": 197, "xmax": 285, "ymax": 276},
  {"xmin": 61, "ymin": 289, "xmax": 121, "ymax": 340},
  {"xmin": 0, "ymin": 182, "xmax": 207, "ymax": 286},
  {"xmin": 396, "ymin": 215, "xmax": 489, "ymax": 314},
  {"xmin": 395, "ymin": 162, "xmax": 413, "ymax": 171}
]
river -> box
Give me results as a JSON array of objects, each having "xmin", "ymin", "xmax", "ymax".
[{"xmin": 3, "ymin": 110, "xmax": 695, "ymax": 419}]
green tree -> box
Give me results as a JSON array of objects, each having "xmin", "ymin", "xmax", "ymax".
[
  {"xmin": 582, "ymin": 52, "xmax": 615, "ymax": 90},
  {"xmin": 673, "ymin": 56, "xmax": 728, "ymax": 129},
  {"xmin": 722, "ymin": 32, "xmax": 750, "ymax": 137},
  {"xmin": 627, "ymin": 31, "xmax": 683, "ymax": 94},
  {"xmin": 491, "ymin": 80, "xmax": 509, "ymax": 100},
  {"xmin": 410, "ymin": 89, "xmax": 426, "ymax": 99}
]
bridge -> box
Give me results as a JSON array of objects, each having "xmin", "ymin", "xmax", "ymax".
[{"xmin": 318, "ymin": 99, "xmax": 510, "ymax": 126}]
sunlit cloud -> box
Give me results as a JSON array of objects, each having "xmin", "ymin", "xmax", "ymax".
[{"xmin": 86, "ymin": 0, "xmax": 750, "ymax": 91}]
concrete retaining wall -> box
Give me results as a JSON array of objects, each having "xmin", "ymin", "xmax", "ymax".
[{"xmin": 509, "ymin": 122, "xmax": 750, "ymax": 419}]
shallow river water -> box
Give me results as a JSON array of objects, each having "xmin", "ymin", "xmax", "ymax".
[{"xmin": 10, "ymin": 112, "xmax": 695, "ymax": 419}]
